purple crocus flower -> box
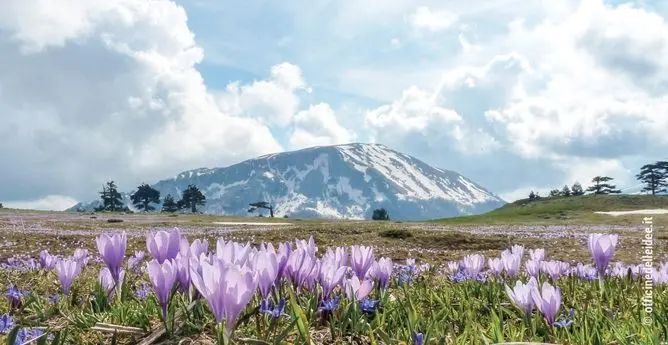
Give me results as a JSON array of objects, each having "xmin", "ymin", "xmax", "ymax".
[
  {"xmin": 345, "ymin": 276, "xmax": 373, "ymax": 301},
  {"xmin": 461, "ymin": 254, "xmax": 485, "ymax": 277},
  {"xmin": 55, "ymin": 258, "xmax": 82, "ymax": 295},
  {"xmin": 350, "ymin": 245, "xmax": 375, "ymax": 279},
  {"xmin": 511, "ymin": 245, "xmax": 525, "ymax": 258},
  {"xmin": 147, "ymin": 259, "xmax": 178, "ymax": 321},
  {"xmin": 276, "ymin": 242, "xmax": 292, "ymax": 281},
  {"xmin": 96, "ymin": 232, "xmax": 128, "ymax": 283},
  {"xmin": 369, "ymin": 258, "xmax": 393, "ymax": 289},
  {"xmin": 99, "ymin": 267, "xmax": 125, "ymax": 299},
  {"xmin": 146, "ymin": 228, "xmax": 181, "ymax": 264},
  {"xmin": 505, "ymin": 277, "xmax": 538, "ymax": 317},
  {"xmin": 285, "ymin": 248, "xmax": 318, "ymax": 289},
  {"xmin": 174, "ymin": 254, "xmax": 191, "ymax": 294},
  {"xmin": 525, "ymin": 259, "xmax": 541, "ymax": 278},
  {"xmin": 216, "ymin": 239, "xmax": 252, "ymax": 267},
  {"xmin": 189, "ymin": 239, "xmax": 209, "ymax": 259},
  {"xmin": 73, "ymin": 248, "xmax": 89, "ymax": 267},
  {"xmin": 488, "ymin": 258, "xmax": 504, "ymax": 276},
  {"xmin": 541, "ymin": 261, "xmax": 565, "ymax": 280},
  {"xmin": 529, "ymin": 248, "xmax": 545, "ymax": 262},
  {"xmin": 190, "ymin": 258, "xmax": 258, "ymax": 335},
  {"xmin": 531, "ymin": 281, "xmax": 562, "ymax": 325},
  {"xmin": 319, "ymin": 263, "xmax": 346, "ymax": 299},
  {"xmin": 39, "ymin": 250, "xmax": 57, "ymax": 269},
  {"xmin": 323, "ymin": 247, "xmax": 348, "ymax": 268},
  {"xmin": 446, "ymin": 261, "xmax": 460, "ymax": 274},
  {"xmin": 295, "ymin": 236, "xmax": 317, "ymax": 255},
  {"xmin": 254, "ymin": 249, "xmax": 278, "ymax": 299},
  {"xmin": 502, "ymin": 251, "xmax": 522, "ymax": 277},
  {"xmin": 587, "ymin": 234, "xmax": 618, "ymax": 276}
]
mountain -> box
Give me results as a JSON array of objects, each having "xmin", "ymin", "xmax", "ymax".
[{"xmin": 69, "ymin": 143, "xmax": 506, "ymax": 220}]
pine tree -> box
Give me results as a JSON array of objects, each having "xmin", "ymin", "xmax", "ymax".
[
  {"xmin": 248, "ymin": 201, "xmax": 275, "ymax": 217},
  {"xmin": 560, "ymin": 185, "xmax": 571, "ymax": 197},
  {"xmin": 161, "ymin": 194, "xmax": 179, "ymax": 213},
  {"xmin": 549, "ymin": 189, "xmax": 560, "ymax": 197},
  {"xmin": 586, "ymin": 176, "xmax": 622, "ymax": 195},
  {"xmin": 636, "ymin": 161, "xmax": 668, "ymax": 195},
  {"xmin": 179, "ymin": 185, "xmax": 206, "ymax": 213},
  {"xmin": 571, "ymin": 182, "xmax": 585, "ymax": 196},
  {"xmin": 131, "ymin": 183, "xmax": 161, "ymax": 212},
  {"xmin": 372, "ymin": 208, "xmax": 390, "ymax": 220},
  {"xmin": 529, "ymin": 191, "xmax": 537, "ymax": 201},
  {"xmin": 98, "ymin": 181, "xmax": 124, "ymax": 211}
]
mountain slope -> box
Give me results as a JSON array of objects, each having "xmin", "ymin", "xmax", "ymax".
[{"xmin": 70, "ymin": 143, "xmax": 505, "ymax": 220}]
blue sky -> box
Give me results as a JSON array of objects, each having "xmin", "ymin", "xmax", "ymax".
[{"xmin": 1, "ymin": 0, "xmax": 667, "ymax": 210}]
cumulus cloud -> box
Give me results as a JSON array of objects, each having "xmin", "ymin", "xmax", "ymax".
[
  {"xmin": 407, "ymin": 6, "xmax": 458, "ymax": 32},
  {"xmin": 289, "ymin": 103, "xmax": 356, "ymax": 149},
  {"xmin": 364, "ymin": 0, "xmax": 668, "ymax": 200},
  {"xmin": 0, "ymin": 0, "xmax": 290, "ymax": 203}
]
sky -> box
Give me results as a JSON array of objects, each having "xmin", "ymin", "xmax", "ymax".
[{"xmin": 1, "ymin": 0, "xmax": 667, "ymax": 210}]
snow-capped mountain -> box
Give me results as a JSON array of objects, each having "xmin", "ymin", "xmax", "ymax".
[{"xmin": 70, "ymin": 143, "xmax": 505, "ymax": 220}]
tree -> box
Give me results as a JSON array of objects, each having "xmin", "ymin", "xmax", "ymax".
[
  {"xmin": 372, "ymin": 208, "xmax": 390, "ymax": 221},
  {"xmin": 549, "ymin": 189, "xmax": 560, "ymax": 197},
  {"xmin": 161, "ymin": 194, "xmax": 179, "ymax": 213},
  {"xmin": 560, "ymin": 185, "xmax": 571, "ymax": 197},
  {"xmin": 528, "ymin": 191, "xmax": 541, "ymax": 201},
  {"xmin": 248, "ymin": 201, "xmax": 274, "ymax": 217},
  {"xmin": 179, "ymin": 185, "xmax": 206, "ymax": 213},
  {"xmin": 571, "ymin": 182, "xmax": 585, "ymax": 196},
  {"xmin": 98, "ymin": 181, "xmax": 124, "ymax": 212},
  {"xmin": 130, "ymin": 183, "xmax": 161, "ymax": 212},
  {"xmin": 586, "ymin": 176, "xmax": 621, "ymax": 195},
  {"xmin": 636, "ymin": 161, "xmax": 668, "ymax": 195}
]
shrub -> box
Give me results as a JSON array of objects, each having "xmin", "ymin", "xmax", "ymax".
[
  {"xmin": 106, "ymin": 219, "xmax": 124, "ymax": 223},
  {"xmin": 379, "ymin": 229, "xmax": 412, "ymax": 239}
]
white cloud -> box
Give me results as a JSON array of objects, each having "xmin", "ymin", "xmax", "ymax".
[
  {"xmin": 3, "ymin": 195, "xmax": 78, "ymax": 211},
  {"xmin": 0, "ymin": 0, "xmax": 286, "ymax": 202},
  {"xmin": 407, "ymin": 6, "xmax": 458, "ymax": 32},
  {"xmin": 289, "ymin": 103, "xmax": 356, "ymax": 149}
]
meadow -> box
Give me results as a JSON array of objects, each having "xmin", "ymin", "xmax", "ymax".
[{"xmin": 0, "ymin": 198, "xmax": 666, "ymax": 345}]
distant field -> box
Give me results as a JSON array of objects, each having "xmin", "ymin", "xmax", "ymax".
[
  {"xmin": 1, "ymin": 195, "xmax": 666, "ymax": 264},
  {"xmin": 434, "ymin": 194, "xmax": 668, "ymax": 225}
]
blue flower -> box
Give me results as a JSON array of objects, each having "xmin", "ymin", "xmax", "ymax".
[
  {"xmin": 6, "ymin": 285, "xmax": 28, "ymax": 309},
  {"xmin": 554, "ymin": 319, "xmax": 573, "ymax": 328},
  {"xmin": 0, "ymin": 314, "xmax": 14, "ymax": 334},
  {"xmin": 134, "ymin": 283, "xmax": 150, "ymax": 300},
  {"xmin": 260, "ymin": 299, "xmax": 288, "ymax": 318},
  {"xmin": 412, "ymin": 331, "xmax": 424, "ymax": 345},
  {"xmin": 359, "ymin": 299, "xmax": 380, "ymax": 314},
  {"xmin": 48, "ymin": 295, "xmax": 61, "ymax": 304},
  {"xmin": 15, "ymin": 328, "xmax": 44, "ymax": 345},
  {"xmin": 319, "ymin": 297, "xmax": 340, "ymax": 312}
]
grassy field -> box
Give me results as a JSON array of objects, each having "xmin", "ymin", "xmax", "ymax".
[
  {"xmin": 1, "ymin": 195, "xmax": 666, "ymax": 265},
  {"xmin": 0, "ymin": 195, "xmax": 665, "ymax": 344}
]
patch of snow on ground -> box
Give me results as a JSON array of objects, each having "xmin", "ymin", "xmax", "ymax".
[{"xmin": 595, "ymin": 209, "xmax": 668, "ymax": 216}]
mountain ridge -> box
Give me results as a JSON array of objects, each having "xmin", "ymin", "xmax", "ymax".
[{"xmin": 69, "ymin": 143, "xmax": 506, "ymax": 220}]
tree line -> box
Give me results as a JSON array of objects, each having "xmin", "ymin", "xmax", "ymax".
[
  {"xmin": 95, "ymin": 181, "xmax": 206, "ymax": 213},
  {"xmin": 529, "ymin": 160, "xmax": 668, "ymax": 200}
]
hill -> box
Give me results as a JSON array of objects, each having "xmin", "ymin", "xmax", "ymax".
[
  {"xmin": 432, "ymin": 194, "xmax": 668, "ymax": 224},
  {"xmin": 69, "ymin": 143, "xmax": 505, "ymax": 220}
]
